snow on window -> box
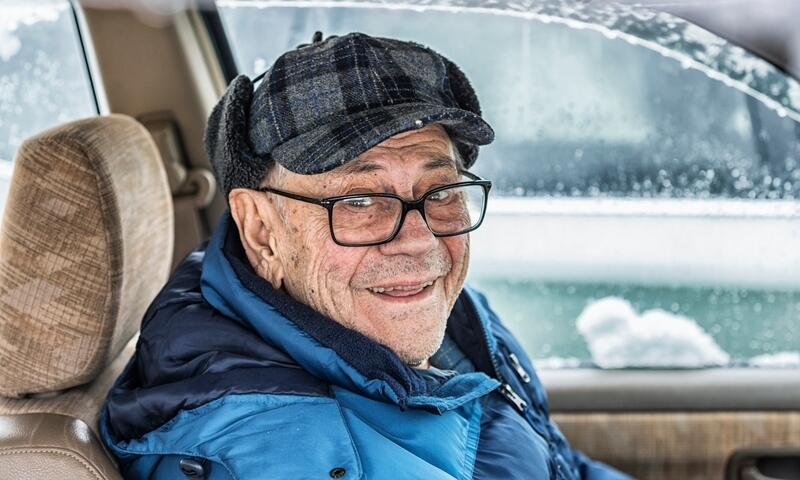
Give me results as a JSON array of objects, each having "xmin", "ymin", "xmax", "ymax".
[
  {"xmin": 219, "ymin": 1, "xmax": 800, "ymax": 201},
  {"xmin": 789, "ymin": 81, "xmax": 800, "ymax": 109},
  {"xmin": 218, "ymin": 0, "xmax": 800, "ymax": 369},
  {"xmin": 533, "ymin": 356, "xmax": 583, "ymax": 369},
  {"xmin": 576, "ymin": 297, "xmax": 730, "ymax": 369},
  {"xmin": 0, "ymin": 1, "xmax": 96, "ymax": 217},
  {"xmin": 0, "ymin": 4, "xmax": 63, "ymax": 61},
  {"xmin": 748, "ymin": 351, "xmax": 800, "ymax": 368}
]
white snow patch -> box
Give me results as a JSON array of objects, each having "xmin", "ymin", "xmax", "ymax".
[
  {"xmin": 253, "ymin": 57, "xmax": 268, "ymax": 75},
  {"xmin": 0, "ymin": 160, "xmax": 13, "ymax": 178},
  {"xmin": 533, "ymin": 356, "xmax": 582, "ymax": 369},
  {"xmin": 0, "ymin": 3, "xmax": 65, "ymax": 61},
  {"xmin": 0, "ymin": 34, "xmax": 21, "ymax": 62},
  {"xmin": 681, "ymin": 24, "xmax": 724, "ymax": 48},
  {"xmin": 681, "ymin": 23, "xmax": 725, "ymax": 60},
  {"xmin": 789, "ymin": 80, "xmax": 800, "ymax": 111},
  {"xmin": 725, "ymin": 45, "xmax": 773, "ymax": 82},
  {"xmin": 749, "ymin": 351, "xmax": 800, "ymax": 368},
  {"xmin": 576, "ymin": 297, "xmax": 730, "ymax": 369}
]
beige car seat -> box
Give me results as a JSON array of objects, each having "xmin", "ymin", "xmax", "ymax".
[{"xmin": 0, "ymin": 115, "xmax": 174, "ymax": 479}]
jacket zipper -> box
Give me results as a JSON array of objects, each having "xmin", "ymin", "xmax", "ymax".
[
  {"xmin": 508, "ymin": 352, "xmax": 532, "ymax": 383},
  {"xmin": 467, "ymin": 296, "xmax": 560, "ymax": 479},
  {"xmin": 498, "ymin": 383, "xmax": 528, "ymax": 412},
  {"xmin": 471, "ymin": 302, "xmax": 529, "ymax": 415}
]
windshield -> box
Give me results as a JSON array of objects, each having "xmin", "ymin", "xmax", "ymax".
[{"xmin": 216, "ymin": 0, "xmax": 800, "ymax": 369}]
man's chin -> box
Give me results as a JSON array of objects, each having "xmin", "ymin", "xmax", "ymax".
[
  {"xmin": 377, "ymin": 313, "xmax": 448, "ymax": 365},
  {"xmin": 391, "ymin": 333, "xmax": 446, "ymax": 367},
  {"xmin": 352, "ymin": 285, "xmax": 450, "ymax": 365}
]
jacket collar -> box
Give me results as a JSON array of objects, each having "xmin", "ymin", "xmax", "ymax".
[{"xmin": 200, "ymin": 212, "xmax": 499, "ymax": 412}]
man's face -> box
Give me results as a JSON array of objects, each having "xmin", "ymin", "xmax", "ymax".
[{"xmin": 258, "ymin": 125, "xmax": 469, "ymax": 366}]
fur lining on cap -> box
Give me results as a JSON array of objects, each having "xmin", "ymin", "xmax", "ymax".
[
  {"xmin": 441, "ymin": 55, "xmax": 482, "ymax": 168},
  {"xmin": 204, "ymin": 74, "xmax": 273, "ymax": 197}
]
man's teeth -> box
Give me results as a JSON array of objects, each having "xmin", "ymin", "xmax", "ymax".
[{"xmin": 368, "ymin": 281, "xmax": 434, "ymax": 293}]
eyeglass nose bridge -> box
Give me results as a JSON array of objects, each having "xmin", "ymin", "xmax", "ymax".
[{"xmin": 391, "ymin": 196, "xmax": 433, "ymax": 241}]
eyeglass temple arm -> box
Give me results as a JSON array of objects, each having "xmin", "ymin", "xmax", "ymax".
[
  {"xmin": 258, "ymin": 187, "xmax": 328, "ymax": 206},
  {"xmin": 460, "ymin": 170, "xmax": 484, "ymax": 181}
]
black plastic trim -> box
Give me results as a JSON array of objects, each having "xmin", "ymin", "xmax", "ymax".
[
  {"xmin": 68, "ymin": 0, "xmax": 101, "ymax": 115},
  {"xmin": 199, "ymin": 3, "xmax": 239, "ymax": 83}
]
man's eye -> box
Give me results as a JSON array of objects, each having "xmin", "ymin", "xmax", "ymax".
[
  {"xmin": 427, "ymin": 190, "xmax": 452, "ymax": 202},
  {"xmin": 341, "ymin": 197, "xmax": 374, "ymax": 208}
]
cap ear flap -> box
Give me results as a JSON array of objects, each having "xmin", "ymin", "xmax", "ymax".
[
  {"xmin": 442, "ymin": 57, "xmax": 484, "ymax": 169},
  {"xmin": 443, "ymin": 57, "xmax": 483, "ymax": 118},
  {"xmin": 204, "ymin": 74, "xmax": 272, "ymax": 197}
]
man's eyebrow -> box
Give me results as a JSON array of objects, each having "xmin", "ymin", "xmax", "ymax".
[
  {"xmin": 332, "ymin": 154, "xmax": 457, "ymax": 177},
  {"xmin": 333, "ymin": 159, "xmax": 385, "ymax": 176},
  {"xmin": 424, "ymin": 154, "xmax": 457, "ymax": 171}
]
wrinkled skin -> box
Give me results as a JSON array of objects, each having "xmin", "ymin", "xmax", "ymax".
[{"xmin": 229, "ymin": 124, "xmax": 470, "ymax": 367}]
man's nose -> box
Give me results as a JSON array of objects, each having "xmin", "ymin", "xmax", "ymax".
[{"xmin": 379, "ymin": 209, "xmax": 437, "ymax": 255}]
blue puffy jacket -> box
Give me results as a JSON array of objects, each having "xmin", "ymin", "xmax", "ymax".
[{"xmin": 100, "ymin": 213, "xmax": 630, "ymax": 480}]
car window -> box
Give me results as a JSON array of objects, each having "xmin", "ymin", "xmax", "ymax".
[
  {"xmin": 0, "ymin": 0, "xmax": 97, "ymax": 217},
  {"xmin": 215, "ymin": 0, "xmax": 800, "ymax": 369}
]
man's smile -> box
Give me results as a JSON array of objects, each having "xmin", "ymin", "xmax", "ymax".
[{"xmin": 365, "ymin": 278, "xmax": 440, "ymax": 301}]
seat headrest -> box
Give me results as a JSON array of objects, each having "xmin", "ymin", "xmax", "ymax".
[{"xmin": 0, "ymin": 114, "xmax": 174, "ymax": 397}]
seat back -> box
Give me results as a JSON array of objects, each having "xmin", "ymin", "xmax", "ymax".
[{"xmin": 0, "ymin": 115, "xmax": 174, "ymax": 479}]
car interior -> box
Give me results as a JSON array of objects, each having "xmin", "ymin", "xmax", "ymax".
[{"xmin": 0, "ymin": 1, "xmax": 798, "ymax": 479}]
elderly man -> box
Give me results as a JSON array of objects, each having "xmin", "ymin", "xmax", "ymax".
[{"xmin": 100, "ymin": 32, "xmax": 629, "ymax": 479}]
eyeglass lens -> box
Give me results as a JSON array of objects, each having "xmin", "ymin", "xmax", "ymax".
[{"xmin": 330, "ymin": 184, "xmax": 486, "ymax": 245}]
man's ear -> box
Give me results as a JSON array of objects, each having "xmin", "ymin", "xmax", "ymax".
[{"xmin": 228, "ymin": 189, "xmax": 285, "ymax": 289}]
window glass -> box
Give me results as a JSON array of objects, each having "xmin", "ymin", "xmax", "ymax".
[
  {"xmin": 216, "ymin": 1, "xmax": 800, "ymax": 369},
  {"xmin": 0, "ymin": 1, "xmax": 97, "ymax": 216}
]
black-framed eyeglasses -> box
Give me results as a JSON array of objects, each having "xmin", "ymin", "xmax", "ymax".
[{"xmin": 257, "ymin": 171, "xmax": 492, "ymax": 247}]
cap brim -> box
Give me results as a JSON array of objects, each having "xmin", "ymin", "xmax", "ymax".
[{"xmin": 270, "ymin": 102, "xmax": 494, "ymax": 175}]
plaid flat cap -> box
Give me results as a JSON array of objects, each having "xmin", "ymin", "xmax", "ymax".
[{"xmin": 205, "ymin": 32, "xmax": 495, "ymax": 196}]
